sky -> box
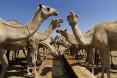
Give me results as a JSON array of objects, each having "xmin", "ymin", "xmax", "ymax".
[{"xmin": 0, "ymin": 0, "xmax": 117, "ymax": 37}]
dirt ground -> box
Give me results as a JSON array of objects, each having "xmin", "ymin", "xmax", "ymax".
[{"xmin": 1, "ymin": 50, "xmax": 117, "ymax": 78}]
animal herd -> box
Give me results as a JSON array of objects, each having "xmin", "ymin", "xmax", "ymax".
[{"xmin": 0, "ymin": 4, "xmax": 116, "ymax": 78}]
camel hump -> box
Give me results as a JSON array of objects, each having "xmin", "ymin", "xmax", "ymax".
[
  {"xmin": 0, "ymin": 18, "xmax": 23, "ymax": 27},
  {"xmin": 7, "ymin": 20, "xmax": 22, "ymax": 26},
  {"xmin": 110, "ymin": 20, "xmax": 117, "ymax": 24},
  {"xmin": 0, "ymin": 18, "xmax": 13, "ymax": 25},
  {"xmin": 0, "ymin": 18, "xmax": 9, "ymax": 26}
]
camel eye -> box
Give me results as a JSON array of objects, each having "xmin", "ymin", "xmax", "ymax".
[
  {"xmin": 47, "ymin": 7, "xmax": 50, "ymax": 11},
  {"xmin": 76, "ymin": 15, "xmax": 79, "ymax": 18},
  {"xmin": 55, "ymin": 19, "xmax": 58, "ymax": 22}
]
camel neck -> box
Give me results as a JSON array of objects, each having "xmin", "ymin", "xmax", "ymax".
[
  {"xmin": 35, "ymin": 22, "xmax": 54, "ymax": 42},
  {"xmin": 6, "ymin": 7, "xmax": 47, "ymax": 42},
  {"xmin": 26, "ymin": 9, "xmax": 46, "ymax": 36},
  {"xmin": 71, "ymin": 23, "xmax": 87, "ymax": 45},
  {"xmin": 64, "ymin": 32, "xmax": 78, "ymax": 45},
  {"xmin": 44, "ymin": 23, "xmax": 54, "ymax": 39}
]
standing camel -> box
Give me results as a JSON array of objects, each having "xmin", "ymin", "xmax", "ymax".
[
  {"xmin": 67, "ymin": 11, "xmax": 117, "ymax": 78},
  {"xmin": 26, "ymin": 18, "xmax": 63, "ymax": 77},
  {"xmin": 0, "ymin": 4, "xmax": 58, "ymax": 78}
]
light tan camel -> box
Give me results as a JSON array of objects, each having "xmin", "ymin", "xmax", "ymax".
[
  {"xmin": 67, "ymin": 11, "xmax": 117, "ymax": 78},
  {"xmin": 27, "ymin": 18, "xmax": 63, "ymax": 77},
  {"xmin": 0, "ymin": 4, "xmax": 58, "ymax": 78}
]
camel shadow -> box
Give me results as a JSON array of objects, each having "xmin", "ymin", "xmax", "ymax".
[
  {"xmin": 4, "ymin": 65, "xmax": 27, "ymax": 78},
  {"xmin": 111, "ymin": 64, "xmax": 117, "ymax": 70},
  {"xmin": 70, "ymin": 62, "xmax": 81, "ymax": 66},
  {"xmin": 40, "ymin": 67, "xmax": 52, "ymax": 76},
  {"xmin": 3, "ymin": 57, "xmax": 31, "ymax": 78}
]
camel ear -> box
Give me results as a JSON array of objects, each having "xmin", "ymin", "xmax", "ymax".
[
  {"xmin": 55, "ymin": 19, "xmax": 58, "ymax": 22},
  {"xmin": 39, "ymin": 4, "xmax": 42, "ymax": 9}
]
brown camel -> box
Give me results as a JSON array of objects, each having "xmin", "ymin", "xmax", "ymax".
[
  {"xmin": 0, "ymin": 4, "xmax": 58, "ymax": 78},
  {"xmin": 67, "ymin": 11, "xmax": 117, "ymax": 78}
]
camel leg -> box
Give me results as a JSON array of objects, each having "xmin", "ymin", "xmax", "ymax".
[
  {"xmin": 6, "ymin": 50, "xmax": 12, "ymax": 66},
  {"xmin": 26, "ymin": 49, "xmax": 31, "ymax": 75},
  {"xmin": 109, "ymin": 50, "xmax": 114, "ymax": 67},
  {"xmin": 16, "ymin": 50, "xmax": 19, "ymax": 59},
  {"xmin": 0, "ymin": 48, "xmax": 8, "ymax": 78},
  {"xmin": 94, "ymin": 48, "xmax": 99, "ymax": 66},
  {"xmin": 30, "ymin": 45, "xmax": 38, "ymax": 77},
  {"xmin": 88, "ymin": 48, "xmax": 94, "ymax": 74},
  {"xmin": 99, "ymin": 49, "xmax": 110, "ymax": 78},
  {"xmin": 31, "ymin": 51, "xmax": 38, "ymax": 77},
  {"xmin": 23, "ymin": 50, "xmax": 27, "ymax": 57}
]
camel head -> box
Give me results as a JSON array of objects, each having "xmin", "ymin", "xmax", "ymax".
[
  {"xmin": 51, "ymin": 18, "xmax": 64, "ymax": 29},
  {"xmin": 67, "ymin": 10, "xmax": 79, "ymax": 26},
  {"xmin": 38, "ymin": 4, "xmax": 58, "ymax": 18},
  {"xmin": 56, "ymin": 29, "xmax": 68, "ymax": 37},
  {"xmin": 56, "ymin": 38, "xmax": 65, "ymax": 45}
]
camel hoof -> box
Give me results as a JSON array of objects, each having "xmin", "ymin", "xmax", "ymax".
[{"xmin": 27, "ymin": 72, "xmax": 33, "ymax": 76}]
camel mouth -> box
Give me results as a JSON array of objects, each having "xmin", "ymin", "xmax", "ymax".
[
  {"xmin": 57, "ymin": 19, "xmax": 63, "ymax": 27},
  {"xmin": 54, "ymin": 11, "xmax": 58, "ymax": 16},
  {"xmin": 56, "ymin": 29, "xmax": 60, "ymax": 33},
  {"xmin": 60, "ymin": 19, "xmax": 64, "ymax": 23},
  {"xmin": 58, "ymin": 19, "xmax": 64, "ymax": 24},
  {"xmin": 58, "ymin": 24, "xmax": 61, "ymax": 27}
]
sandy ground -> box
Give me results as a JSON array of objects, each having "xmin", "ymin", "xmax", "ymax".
[{"xmin": 1, "ymin": 50, "xmax": 117, "ymax": 78}]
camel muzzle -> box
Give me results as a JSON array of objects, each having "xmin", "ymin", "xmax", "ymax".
[{"xmin": 54, "ymin": 11, "xmax": 58, "ymax": 16}]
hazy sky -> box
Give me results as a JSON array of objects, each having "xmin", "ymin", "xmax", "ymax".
[{"xmin": 0, "ymin": 0, "xmax": 117, "ymax": 37}]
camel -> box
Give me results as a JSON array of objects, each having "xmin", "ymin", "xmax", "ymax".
[
  {"xmin": 26, "ymin": 18, "xmax": 63, "ymax": 77},
  {"xmin": 0, "ymin": 4, "xmax": 58, "ymax": 78},
  {"xmin": 26, "ymin": 39, "xmax": 58, "ymax": 77},
  {"xmin": 66, "ymin": 11, "xmax": 117, "ymax": 78}
]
